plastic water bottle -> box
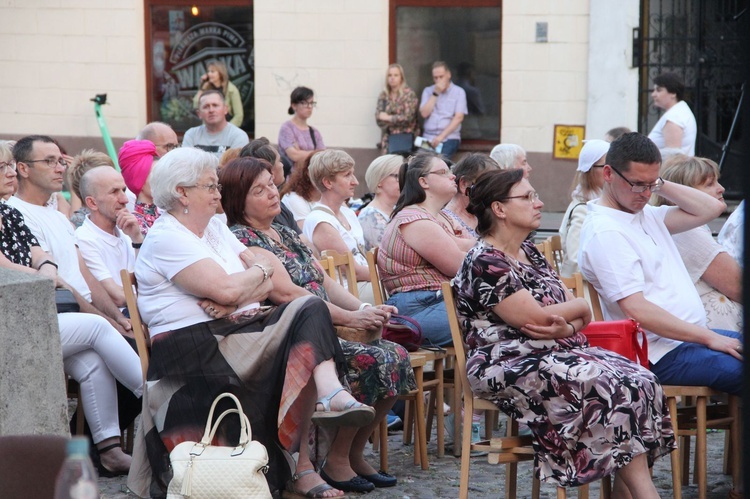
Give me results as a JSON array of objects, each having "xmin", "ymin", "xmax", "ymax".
[{"xmin": 54, "ymin": 437, "xmax": 100, "ymax": 499}]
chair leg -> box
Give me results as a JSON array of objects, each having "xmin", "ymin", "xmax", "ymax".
[
  {"xmin": 414, "ymin": 367, "xmax": 428, "ymax": 469},
  {"xmin": 403, "ymin": 399, "xmax": 413, "ymax": 446},
  {"xmin": 531, "ymin": 476, "xmax": 541, "ymax": 499},
  {"xmin": 667, "ymin": 396, "xmax": 683, "ymax": 499},
  {"xmin": 729, "ymin": 395, "xmax": 742, "ymax": 495},
  {"xmin": 435, "ymin": 357, "xmax": 445, "ymax": 458},
  {"xmin": 378, "ymin": 416, "xmax": 388, "ymax": 473},
  {"xmin": 505, "ymin": 419, "xmax": 519, "ymax": 499},
  {"xmin": 577, "ymin": 483, "xmax": 589, "ymax": 499},
  {"xmin": 696, "ymin": 396, "xmax": 707, "ymax": 499},
  {"xmin": 556, "ymin": 486, "xmax": 567, "ymax": 499},
  {"xmin": 459, "ymin": 402, "xmax": 473, "ymax": 499},
  {"xmin": 600, "ymin": 475, "xmax": 612, "ymax": 499},
  {"xmin": 682, "ymin": 435, "xmax": 691, "ymax": 486},
  {"xmin": 453, "ymin": 371, "xmax": 462, "ymax": 458}
]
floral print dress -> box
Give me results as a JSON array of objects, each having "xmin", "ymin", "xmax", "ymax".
[
  {"xmin": 453, "ymin": 239, "xmax": 675, "ymax": 486},
  {"xmin": 230, "ymin": 222, "xmax": 415, "ymax": 405},
  {"xmin": 0, "ymin": 202, "xmax": 39, "ymax": 266}
]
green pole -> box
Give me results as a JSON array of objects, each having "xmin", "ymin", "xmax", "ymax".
[{"xmin": 91, "ymin": 94, "xmax": 120, "ymax": 171}]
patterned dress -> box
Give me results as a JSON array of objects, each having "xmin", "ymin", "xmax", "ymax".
[
  {"xmin": 453, "ymin": 239, "xmax": 675, "ymax": 486},
  {"xmin": 230, "ymin": 222, "xmax": 415, "ymax": 405},
  {"xmin": 0, "ymin": 202, "xmax": 39, "ymax": 266},
  {"xmin": 133, "ymin": 200, "xmax": 160, "ymax": 236},
  {"xmin": 376, "ymin": 86, "xmax": 419, "ymax": 153}
]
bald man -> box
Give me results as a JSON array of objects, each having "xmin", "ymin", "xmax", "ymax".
[
  {"xmin": 137, "ymin": 121, "xmax": 179, "ymax": 158},
  {"xmin": 75, "ymin": 166, "xmax": 143, "ymax": 307}
]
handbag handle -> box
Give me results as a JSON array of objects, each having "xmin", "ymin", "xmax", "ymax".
[
  {"xmin": 631, "ymin": 320, "xmax": 649, "ymax": 368},
  {"xmin": 199, "ymin": 393, "xmax": 250, "ymax": 447}
]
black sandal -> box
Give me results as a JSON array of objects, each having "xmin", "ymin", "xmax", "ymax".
[{"xmin": 96, "ymin": 443, "xmax": 129, "ymax": 477}]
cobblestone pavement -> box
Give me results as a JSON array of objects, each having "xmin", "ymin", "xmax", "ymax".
[{"xmin": 100, "ymin": 426, "xmax": 735, "ymax": 498}]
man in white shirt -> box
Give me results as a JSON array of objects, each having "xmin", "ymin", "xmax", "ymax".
[
  {"xmin": 11, "ymin": 134, "xmax": 142, "ymax": 473},
  {"xmin": 76, "ymin": 166, "xmax": 143, "ymax": 307},
  {"xmin": 579, "ymin": 132, "xmax": 742, "ymax": 395},
  {"xmin": 183, "ymin": 90, "xmax": 249, "ymax": 157}
]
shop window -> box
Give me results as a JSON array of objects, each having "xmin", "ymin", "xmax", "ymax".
[
  {"xmin": 146, "ymin": 2, "xmax": 254, "ymax": 135},
  {"xmin": 391, "ymin": 1, "xmax": 501, "ymax": 143}
]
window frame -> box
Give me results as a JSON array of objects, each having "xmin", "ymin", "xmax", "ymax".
[{"xmin": 388, "ymin": 0, "xmax": 503, "ymax": 148}]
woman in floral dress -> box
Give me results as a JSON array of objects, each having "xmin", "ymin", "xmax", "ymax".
[
  {"xmin": 453, "ymin": 169, "xmax": 674, "ymax": 496},
  {"xmin": 376, "ymin": 64, "xmax": 419, "ymax": 153},
  {"xmin": 220, "ymin": 156, "xmax": 415, "ymax": 492}
]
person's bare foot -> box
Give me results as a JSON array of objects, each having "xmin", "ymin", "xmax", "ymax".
[{"xmin": 289, "ymin": 468, "xmax": 343, "ymax": 498}]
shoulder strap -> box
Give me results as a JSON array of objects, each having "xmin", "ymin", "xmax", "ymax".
[
  {"xmin": 564, "ymin": 202, "xmax": 587, "ymax": 231},
  {"xmin": 309, "ymin": 127, "xmax": 317, "ymax": 149}
]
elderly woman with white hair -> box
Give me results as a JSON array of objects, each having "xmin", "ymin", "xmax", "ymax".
[
  {"xmin": 489, "ymin": 143, "xmax": 532, "ymax": 177},
  {"xmin": 558, "ymin": 139, "xmax": 609, "ymax": 277},
  {"xmin": 358, "ymin": 154, "xmax": 402, "ymax": 250},
  {"xmin": 128, "ymin": 148, "xmax": 375, "ymax": 499}
]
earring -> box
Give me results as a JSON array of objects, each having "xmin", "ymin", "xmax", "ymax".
[{"xmin": 184, "ymin": 206, "xmax": 189, "ymax": 214}]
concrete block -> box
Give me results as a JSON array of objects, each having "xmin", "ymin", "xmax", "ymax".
[{"xmin": 0, "ymin": 269, "xmax": 68, "ymax": 436}]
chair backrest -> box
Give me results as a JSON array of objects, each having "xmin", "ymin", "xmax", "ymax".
[
  {"xmin": 366, "ymin": 247, "xmax": 389, "ymax": 306},
  {"xmin": 441, "ymin": 281, "xmax": 477, "ymax": 409},
  {"xmin": 544, "ymin": 235, "xmax": 564, "ymax": 274},
  {"xmin": 586, "ymin": 280, "xmax": 605, "ymax": 321},
  {"xmin": 317, "ymin": 255, "xmax": 336, "ymax": 280},
  {"xmin": 321, "ymin": 249, "xmax": 359, "ymax": 298},
  {"xmin": 535, "ymin": 240, "xmax": 548, "ymax": 258},
  {"xmin": 120, "ymin": 269, "xmax": 150, "ymax": 382},
  {"xmin": 560, "ymin": 272, "xmax": 584, "ymax": 298}
]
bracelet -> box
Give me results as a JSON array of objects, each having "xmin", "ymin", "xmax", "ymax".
[
  {"xmin": 358, "ymin": 303, "xmax": 372, "ymax": 311},
  {"xmin": 252, "ymin": 263, "xmax": 269, "ymax": 282},
  {"xmin": 132, "ymin": 242, "xmax": 143, "ymax": 249},
  {"xmin": 432, "ymin": 91, "xmax": 439, "ymax": 97},
  {"xmin": 38, "ymin": 260, "xmax": 58, "ymax": 271},
  {"xmin": 567, "ymin": 322, "xmax": 577, "ymax": 334}
]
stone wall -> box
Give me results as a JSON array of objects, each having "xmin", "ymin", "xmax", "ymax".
[{"xmin": 0, "ymin": 269, "xmax": 68, "ymax": 436}]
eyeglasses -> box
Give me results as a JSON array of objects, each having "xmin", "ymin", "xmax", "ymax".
[
  {"xmin": 424, "ymin": 168, "xmax": 451, "ymax": 177},
  {"xmin": 156, "ymin": 143, "xmax": 180, "ymax": 152},
  {"xmin": 610, "ymin": 167, "xmax": 663, "ymax": 193},
  {"xmin": 23, "ymin": 157, "xmax": 68, "ymax": 169},
  {"xmin": 188, "ymin": 183, "xmax": 222, "ymax": 193},
  {"xmin": 298, "ymin": 101, "xmax": 317, "ymax": 108},
  {"xmin": 501, "ymin": 191, "xmax": 540, "ymax": 203},
  {"xmin": 0, "ymin": 161, "xmax": 16, "ymax": 173},
  {"xmin": 591, "ymin": 163, "xmax": 606, "ymax": 168}
]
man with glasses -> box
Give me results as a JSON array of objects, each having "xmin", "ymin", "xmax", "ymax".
[
  {"xmin": 182, "ymin": 90, "xmax": 249, "ymax": 158},
  {"xmin": 418, "ymin": 61, "xmax": 468, "ymax": 159},
  {"xmin": 136, "ymin": 121, "xmax": 179, "ymax": 158},
  {"xmin": 9, "ymin": 135, "xmax": 134, "ymax": 337},
  {"xmin": 579, "ymin": 132, "xmax": 742, "ymax": 395}
]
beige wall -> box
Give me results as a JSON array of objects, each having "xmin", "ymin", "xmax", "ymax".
[
  {"xmin": 0, "ymin": 0, "xmax": 147, "ymax": 140},
  {"xmin": 500, "ymin": 1, "xmax": 589, "ymax": 153},
  {"xmin": 253, "ymin": 0, "xmax": 389, "ymax": 150}
]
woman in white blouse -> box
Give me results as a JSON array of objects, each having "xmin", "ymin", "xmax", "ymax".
[{"xmin": 655, "ymin": 154, "xmax": 742, "ymax": 332}]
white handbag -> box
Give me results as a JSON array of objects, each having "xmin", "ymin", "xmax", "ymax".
[{"xmin": 167, "ymin": 392, "xmax": 272, "ymax": 499}]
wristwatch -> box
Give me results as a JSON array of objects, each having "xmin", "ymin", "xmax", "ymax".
[{"xmin": 432, "ymin": 91, "xmax": 439, "ymax": 97}]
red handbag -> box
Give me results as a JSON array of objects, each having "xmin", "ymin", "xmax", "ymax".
[
  {"xmin": 581, "ymin": 318, "xmax": 649, "ymax": 368},
  {"xmin": 382, "ymin": 314, "xmax": 424, "ymax": 352}
]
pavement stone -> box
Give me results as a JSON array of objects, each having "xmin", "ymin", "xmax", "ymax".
[{"xmin": 99, "ymin": 424, "xmax": 735, "ymax": 498}]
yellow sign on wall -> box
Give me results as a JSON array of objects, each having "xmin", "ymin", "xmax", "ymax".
[{"xmin": 553, "ymin": 125, "xmax": 586, "ymax": 160}]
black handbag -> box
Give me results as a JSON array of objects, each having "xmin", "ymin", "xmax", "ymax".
[
  {"xmin": 387, "ymin": 133, "xmax": 414, "ymax": 154},
  {"xmin": 55, "ymin": 288, "xmax": 80, "ymax": 314}
]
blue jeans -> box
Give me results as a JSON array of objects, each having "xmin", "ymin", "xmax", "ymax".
[
  {"xmin": 650, "ymin": 329, "xmax": 743, "ymax": 395},
  {"xmin": 385, "ymin": 290, "xmax": 453, "ymax": 346},
  {"xmin": 439, "ymin": 139, "xmax": 460, "ymax": 159}
]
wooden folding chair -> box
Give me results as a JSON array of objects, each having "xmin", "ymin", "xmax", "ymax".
[
  {"xmin": 543, "ymin": 235, "xmax": 564, "ymax": 274},
  {"xmin": 120, "ymin": 269, "xmax": 150, "ymax": 382},
  {"xmin": 321, "ymin": 249, "xmax": 359, "ymax": 298}
]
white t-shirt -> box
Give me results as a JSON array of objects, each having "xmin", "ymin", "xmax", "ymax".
[
  {"xmin": 75, "ymin": 216, "xmax": 135, "ymax": 287},
  {"xmin": 182, "ymin": 123, "xmax": 249, "ymax": 158},
  {"xmin": 648, "ymin": 100, "xmax": 697, "ymax": 156},
  {"xmin": 8, "ymin": 195, "xmax": 92, "ymax": 302},
  {"xmin": 281, "ymin": 192, "xmax": 316, "ymax": 224},
  {"xmin": 303, "ymin": 204, "xmax": 367, "ymax": 266},
  {"xmin": 579, "ymin": 202, "xmax": 706, "ymax": 363},
  {"xmin": 135, "ymin": 212, "xmax": 256, "ymax": 336},
  {"xmin": 718, "ymin": 200, "xmax": 744, "ymax": 267}
]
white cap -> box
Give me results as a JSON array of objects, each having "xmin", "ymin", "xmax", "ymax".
[{"xmin": 577, "ymin": 139, "xmax": 610, "ymax": 172}]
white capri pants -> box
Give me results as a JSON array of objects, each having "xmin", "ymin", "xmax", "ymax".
[{"xmin": 58, "ymin": 312, "xmax": 143, "ymax": 444}]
